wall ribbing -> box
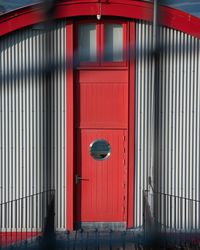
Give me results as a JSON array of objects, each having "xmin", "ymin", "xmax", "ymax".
[
  {"xmin": 135, "ymin": 20, "xmax": 200, "ymax": 229},
  {"xmin": 0, "ymin": 20, "xmax": 66, "ymax": 230}
]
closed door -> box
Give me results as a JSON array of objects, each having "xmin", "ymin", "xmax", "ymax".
[
  {"xmin": 75, "ymin": 129, "xmax": 127, "ymax": 223},
  {"xmin": 74, "ymin": 20, "xmax": 129, "ymax": 227}
]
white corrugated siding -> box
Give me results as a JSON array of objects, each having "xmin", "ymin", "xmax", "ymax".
[
  {"xmin": 1, "ymin": 17, "xmax": 200, "ymax": 232},
  {"xmin": 0, "ymin": 20, "xmax": 66, "ymax": 230},
  {"xmin": 135, "ymin": 20, "xmax": 200, "ymax": 229}
]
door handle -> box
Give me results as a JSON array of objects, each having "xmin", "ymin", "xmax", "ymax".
[{"xmin": 75, "ymin": 174, "xmax": 85, "ymax": 184}]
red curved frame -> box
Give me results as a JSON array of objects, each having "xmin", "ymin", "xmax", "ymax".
[{"xmin": 0, "ymin": 0, "xmax": 200, "ymax": 38}]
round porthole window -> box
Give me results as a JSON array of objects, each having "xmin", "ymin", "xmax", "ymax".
[{"xmin": 89, "ymin": 139, "xmax": 111, "ymax": 161}]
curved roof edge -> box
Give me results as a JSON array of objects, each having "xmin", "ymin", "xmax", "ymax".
[{"xmin": 0, "ymin": 0, "xmax": 200, "ymax": 38}]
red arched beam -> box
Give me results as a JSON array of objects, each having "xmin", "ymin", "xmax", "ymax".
[{"xmin": 0, "ymin": 0, "xmax": 200, "ymax": 38}]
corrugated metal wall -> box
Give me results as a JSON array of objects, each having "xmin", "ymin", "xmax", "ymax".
[
  {"xmin": 135, "ymin": 20, "xmax": 200, "ymax": 229},
  {"xmin": 1, "ymin": 17, "xmax": 200, "ymax": 231},
  {"xmin": 0, "ymin": 20, "xmax": 66, "ymax": 230}
]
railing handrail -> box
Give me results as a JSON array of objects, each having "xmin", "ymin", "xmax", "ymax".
[
  {"xmin": 146, "ymin": 190, "xmax": 200, "ymax": 203},
  {"xmin": 0, "ymin": 189, "xmax": 55, "ymax": 206}
]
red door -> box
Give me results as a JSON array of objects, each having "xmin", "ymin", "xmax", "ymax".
[
  {"xmin": 75, "ymin": 130, "xmax": 127, "ymax": 223},
  {"xmin": 74, "ymin": 20, "xmax": 129, "ymax": 229}
]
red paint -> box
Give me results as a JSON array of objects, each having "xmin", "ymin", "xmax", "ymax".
[
  {"xmin": 75, "ymin": 69, "xmax": 128, "ymax": 82},
  {"xmin": 0, "ymin": 1, "xmax": 200, "ymax": 38},
  {"xmin": 75, "ymin": 129, "xmax": 128, "ymax": 222},
  {"xmin": 74, "ymin": 20, "xmax": 129, "ymax": 224},
  {"xmin": 0, "ymin": 232, "xmax": 41, "ymax": 247},
  {"xmin": 66, "ymin": 21, "xmax": 74, "ymax": 231},
  {"xmin": 75, "ymin": 71, "xmax": 128, "ymax": 129},
  {"xmin": 127, "ymin": 21, "xmax": 135, "ymax": 228},
  {"xmin": 0, "ymin": 5, "xmax": 44, "ymax": 36}
]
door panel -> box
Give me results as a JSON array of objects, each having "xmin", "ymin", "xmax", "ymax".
[
  {"xmin": 75, "ymin": 83, "xmax": 128, "ymax": 128},
  {"xmin": 75, "ymin": 70, "xmax": 128, "ymax": 83},
  {"xmin": 75, "ymin": 129, "xmax": 127, "ymax": 222}
]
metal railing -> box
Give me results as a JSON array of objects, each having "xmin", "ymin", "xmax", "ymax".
[
  {"xmin": 0, "ymin": 189, "xmax": 55, "ymax": 249},
  {"xmin": 143, "ymin": 190, "xmax": 200, "ymax": 248}
]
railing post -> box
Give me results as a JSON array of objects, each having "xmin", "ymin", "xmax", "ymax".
[
  {"xmin": 143, "ymin": 189, "xmax": 155, "ymax": 247},
  {"xmin": 41, "ymin": 190, "xmax": 56, "ymax": 250}
]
